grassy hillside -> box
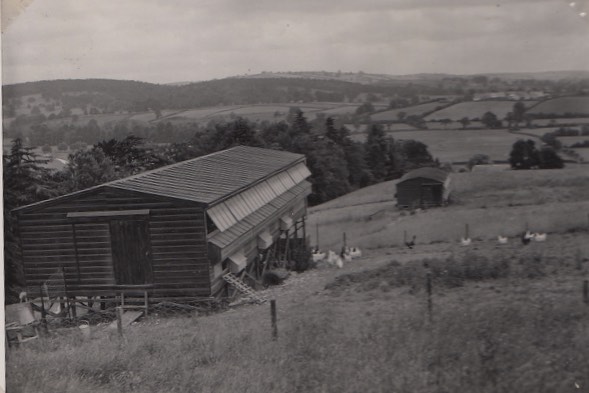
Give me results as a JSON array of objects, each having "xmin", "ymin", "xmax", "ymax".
[
  {"xmin": 370, "ymin": 102, "xmax": 445, "ymax": 122},
  {"xmin": 6, "ymin": 164, "xmax": 589, "ymax": 393},
  {"xmin": 307, "ymin": 166, "xmax": 589, "ymax": 251},
  {"xmin": 425, "ymin": 100, "xmax": 537, "ymax": 121},
  {"xmin": 527, "ymin": 97, "xmax": 589, "ymax": 117},
  {"xmin": 350, "ymin": 128, "xmax": 525, "ymax": 163}
]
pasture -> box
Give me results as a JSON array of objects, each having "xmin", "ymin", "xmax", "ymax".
[
  {"xmin": 370, "ymin": 102, "xmax": 445, "ymax": 122},
  {"xmin": 350, "ymin": 128, "xmax": 526, "ymax": 163},
  {"xmin": 572, "ymin": 148, "xmax": 589, "ymax": 161},
  {"xmin": 558, "ymin": 136, "xmax": 589, "ymax": 146},
  {"xmin": 425, "ymin": 100, "xmax": 537, "ymax": 121},
  {"xmin": 307, "ymin": 166, "xmax": 589, "ymax": 251},
  {"xmin": 161, "ymin": 103, "xmax": 360, "ymax": 125},
  {"xmin": 527, "ymin": 96, "xmax": 589, "ymax": 116},
  {"xmin": 6, "ymin": 164, "xmax": 589, "ymax": 392},
  {"xmin": 532, "ymin": 117, "xmax": 589, "ymax": 127},
  {"xmin": 43, "ymin": 113, "xmax": 136, "ymax": 129}
]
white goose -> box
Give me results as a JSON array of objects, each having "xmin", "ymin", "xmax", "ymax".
[
  {"xmin": 532, "ymin": 233, "xmax": 547, "ymax": 242},
  {"xmin": 349, "ymin": 247, "xmax": 362, "ymax": 259}
]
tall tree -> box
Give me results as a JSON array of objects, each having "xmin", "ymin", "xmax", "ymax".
[
  {"xmin": 397, "ymin": 139, "xmax": 435, "ymax": 172},
  {"xmin": 64, "ymin": 149, "xmax": 118, "ymax": 191},
  {"xmin": 3, "ymin": 139, "xmax": 58, "ymax": 302},
  {"xmin": 509, "ymin": 139, "xmax": 540, "ymax": 169},
  {"xmin": 512, "ymin": 102, "xmax": 526, "ymax": 126},
  {"xmin": 482, "ymin": 111, "xmax": 501, "ymax": 128},
  {"xmin": 95, "ymin": 135, "xmax": 171, "ymax": 175},
  {"xmin": 306, "ymin": 140, "xmax": 351, "ymax": 205},
  {"xmin": 365, "ymin": 124, "xmax": 389, "ymax": 182}
]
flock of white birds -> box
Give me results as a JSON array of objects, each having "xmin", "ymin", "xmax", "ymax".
[
  {"xmin": 311, "ymin": 247, "xmax": 363, "ymax": 268},
  {"xmin": 311, "ymin": 230, "xmax": 548, "ymax": 269},
  {"xmin": 458, "ymin": 230, "xmax": 547, "ymax": 247}
]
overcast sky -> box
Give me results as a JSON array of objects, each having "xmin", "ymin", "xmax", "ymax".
[{"xmin": 1, "ymin": 0, "xmax": 588, "ymax": 85}]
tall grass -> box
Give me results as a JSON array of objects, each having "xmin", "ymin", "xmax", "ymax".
[{"xmin": 8, "ymin": 266, "xmax": 589, "ymax": 393}]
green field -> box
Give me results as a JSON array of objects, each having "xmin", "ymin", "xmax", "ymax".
[
  {"xmin": 572, "ymin": 148, "xmax": 589, "ymax": 161},
  {"xmin": 425, "ymin": 101, "xmax": 537, "ymax": 121},
  {"xmin": 532, "ymin": 117, "xmax": 589, "ymax": 127},
  {"xmin": 558, "ymin": 136, "xmax": 589, "ymax": 146},
  {"xmin": 350, "ymin": 128, "xmax": 526, "ymax": 163},
  {"xmin": 163, "ymin": 103, "xmax": 346, "ymax": 124},
  {"xmin": 127, "ymin": 110, "xmax": 179, "ymax": 122},
  {"xmin": 319, "ymin": 104, "xmax": 362, "ymax": 115},
  {"xmin": 370, "ymin": 102, "xmax": 445, "ymax": 122},
  {"xmin": 307, "ymin": 166, "xmax": 589, "ymax": 251},
  {"xmin": 528, "ymin": 97, "xmax": 589, "ymax": 116},
  {"xmin": 44, "ymin": 113, "xmax": 136, "ymax": 129}
]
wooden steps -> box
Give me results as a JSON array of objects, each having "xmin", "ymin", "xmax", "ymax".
[{"xmin": 223, "ymin": 273, "xmax": 267, "ymax": 304}]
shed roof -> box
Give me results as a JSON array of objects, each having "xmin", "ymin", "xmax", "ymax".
[
  {"xmin": 14, "ymin": 146, "xmax": 306, "ymax": 212},
  {"xmin": 398, "ymin": 167, "xmax": 449, "ymax": 184},
  {"xmin": 110, "ymin": 145, "xmax": 305, "ymax": 204}
]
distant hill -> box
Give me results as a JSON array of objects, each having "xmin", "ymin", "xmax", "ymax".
[
  {"xmin": 2, "ymin": 77, "xmax": 409, "ymax": 117},
  {"xmin": 3, "ymin": 70, "xmax": 588, "ymax": 120},
  {"xmin": 231, "ymin": 70, "xmax": 589, "ymax": 84}
]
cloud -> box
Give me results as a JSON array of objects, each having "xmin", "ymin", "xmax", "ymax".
[{"xmin": 2, "ymin": 0, "xmax": 588, "ymax": 84}]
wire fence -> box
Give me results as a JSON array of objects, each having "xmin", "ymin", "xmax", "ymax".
[
  {"xmin": 7, "ymin": 266, "xmax": 232, "ymax": 346},
  {"xmin": 6, "ymin": 296, "xmax": 230, "ymax": 347}
]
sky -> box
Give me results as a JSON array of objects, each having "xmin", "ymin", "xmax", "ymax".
[{"xmin": 1, "ymin": 0, "xmax": 588, "ymax": 85}]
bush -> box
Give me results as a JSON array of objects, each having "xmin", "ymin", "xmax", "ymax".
[
  {"xmin": 57, "ymin": 142, "xmax": 69, "ymax": 151},
  {"xmin": 41, "ymin": 144, "xmax": 52, "ymax": 154}
]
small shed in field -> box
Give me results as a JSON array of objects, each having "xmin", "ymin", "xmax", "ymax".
[
  {"xmin": 13, "ymin": 146, "xmax": 311, "ymax": 300},
  {"xmin": 395, "ymin": 167, "xmax": 450, "ymax": 208}
]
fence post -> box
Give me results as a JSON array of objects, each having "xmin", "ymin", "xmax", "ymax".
[
  {"xmin": 270, "ymin": 299, "xmax": 278, "ymax": 340},
  {"xmin": 116, "ymin": 306, "xmax": 124, "ymax": 339},
  {"xmin": 465, "ymin": 224, "xmax": 469, "ymax": 239},
  {"xmin": 316, "ymin": 223, "xmax": 319, "ymax": 250},
  {"xmin": 343, "ymin": 232, "xmax": 347, "ymax": 249},
  {"xmin": 583, "ymin": 280, "xmax": 588, "ymax": 305},
  {"xmin": 426, "ymin": 272, "xmax": 433, "ymax": 323}
]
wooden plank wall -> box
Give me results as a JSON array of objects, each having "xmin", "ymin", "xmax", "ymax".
[
  {"xmin": 17, "ymin": 187, "xmax": 211, "ymax": 297},
  {"xmin": 397, "ymin": 179, "xmax": 444, "ymax": 208}
]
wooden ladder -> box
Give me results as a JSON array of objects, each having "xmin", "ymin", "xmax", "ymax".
[{"xmin": 223, "ymin": 273, "xmax": 267, "ymax": 304}]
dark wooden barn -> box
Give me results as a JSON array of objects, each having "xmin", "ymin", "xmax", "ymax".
[
  {"xmin": 13, "ymin": 146, "xmax": 311, "ymax": 302},
  {"xmin": 395, "ymin": 167, "xmax": 451, "ymax": 208}
]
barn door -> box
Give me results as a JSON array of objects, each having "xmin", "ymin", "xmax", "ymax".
[{"xmin": 110, "ymin": 220, "xmax": 153, "ymax": 285}]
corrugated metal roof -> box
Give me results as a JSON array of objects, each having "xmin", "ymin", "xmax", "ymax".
[
  {"xmin": 209, "ymin": 181, "xmax": 311, "ymax": 249},
  {"xmin": 14, "ymin": 146, "xmax": 307, "ymax": 214},
  {"xmin": 398, "ymin": 167, "xmax": 449, "ymax": 184},
  {"xmin": 206, "ymin": 156, "xmax": 311, "ymax": 232},
  {"xmin": 110, "ymin": 146, "xmax": 306, "ymax": 205}
]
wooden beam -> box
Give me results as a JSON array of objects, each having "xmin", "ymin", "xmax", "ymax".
[{"xmin": 71, "ymin": 223, "xmax": 81, "ymax": 284}]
